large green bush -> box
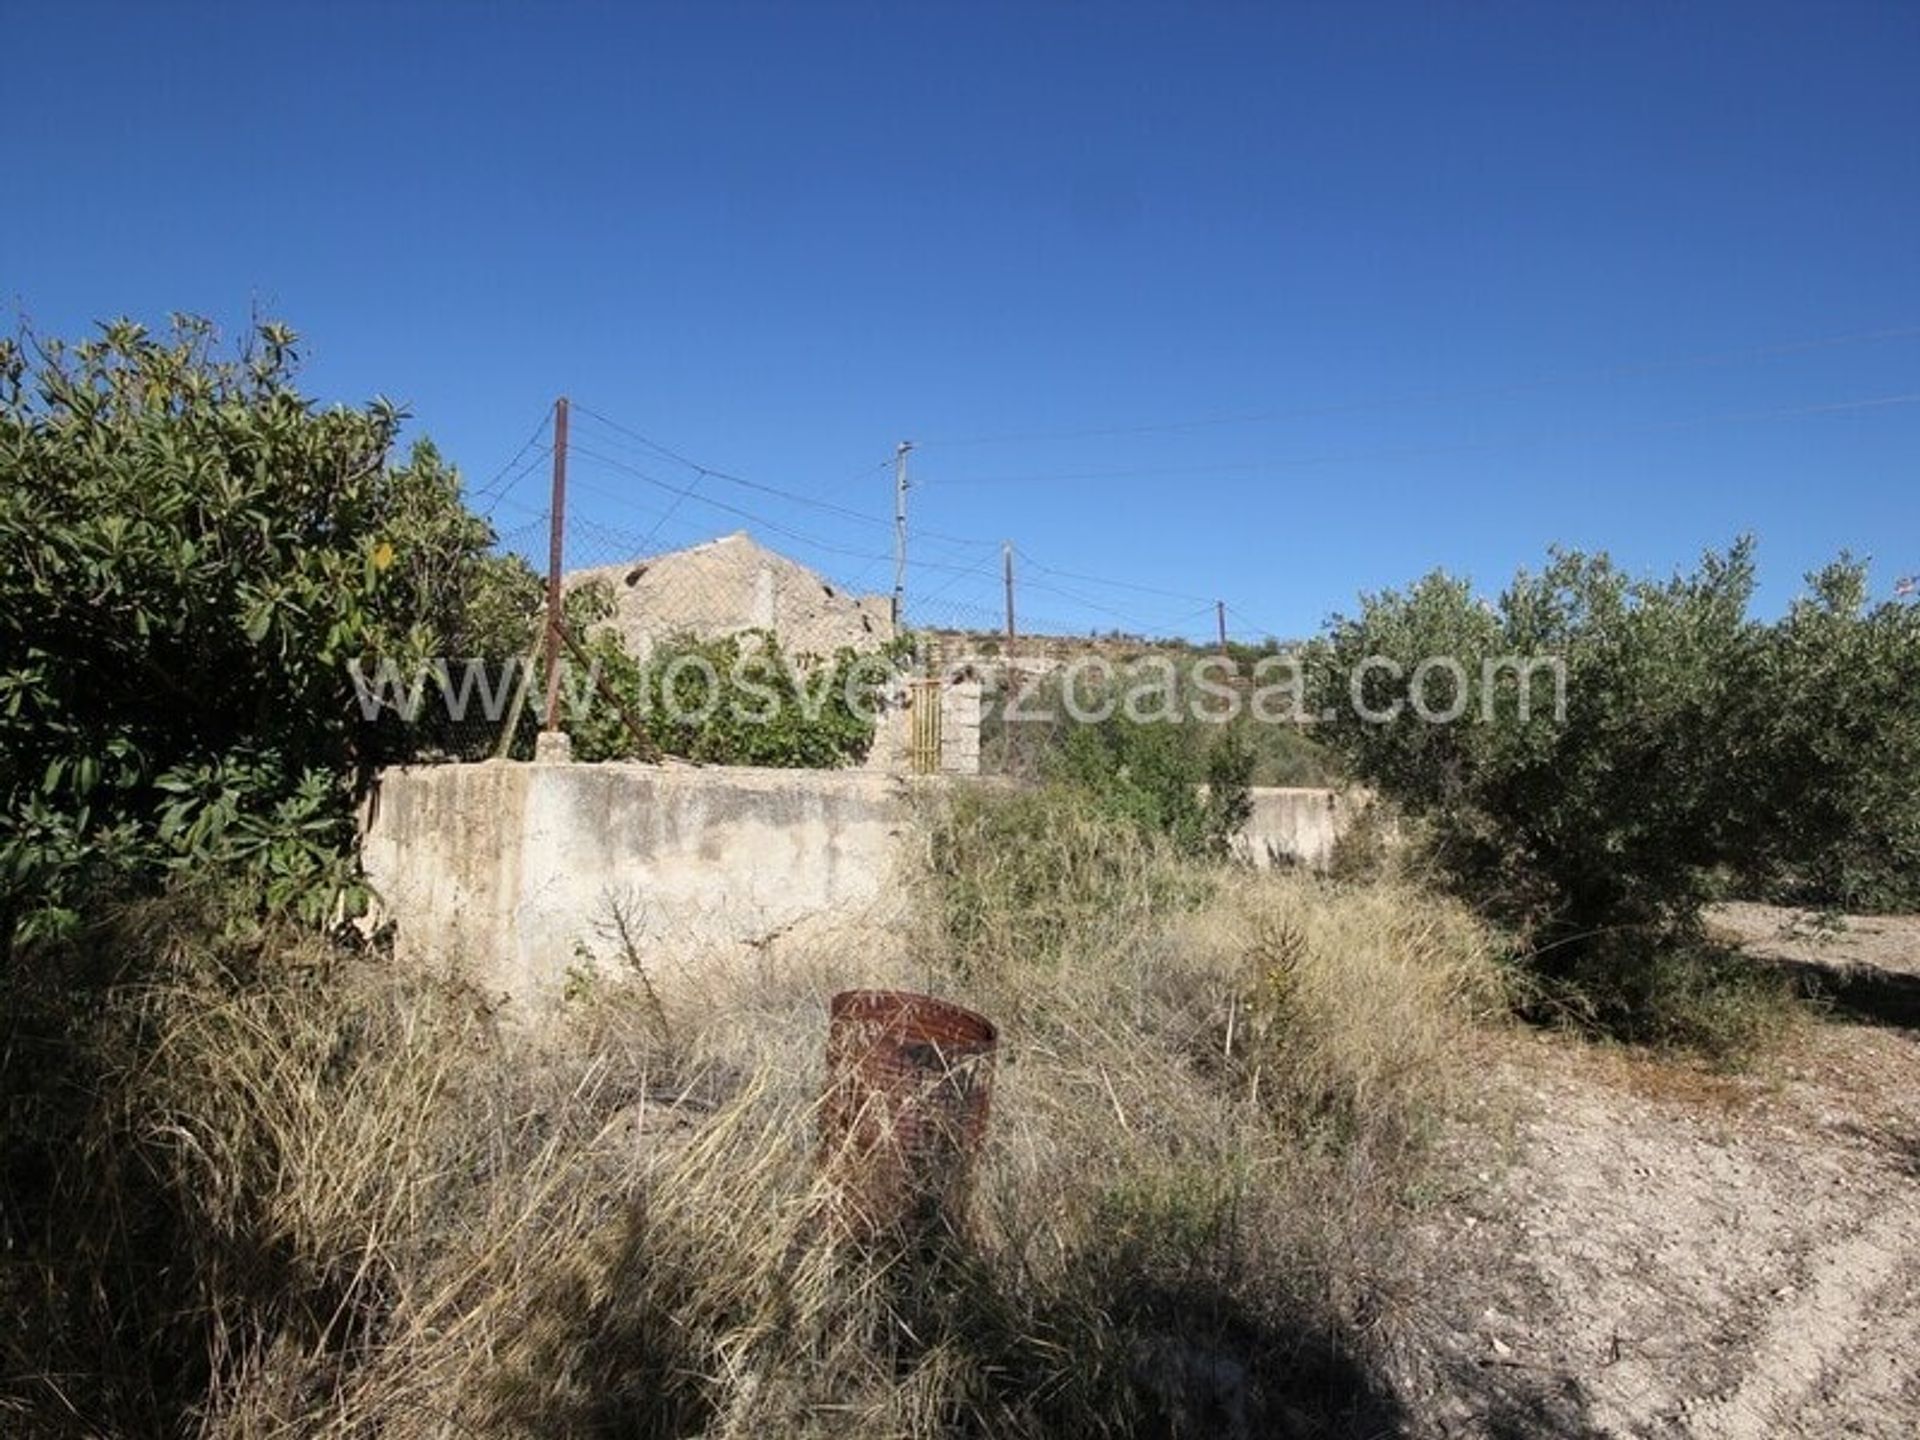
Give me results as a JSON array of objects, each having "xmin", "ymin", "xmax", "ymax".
[
  {"xmin": 975, "ymin": 657, "xmax": 1262, "ymax": 856},
  {"xmin": 0, "ymin": 318, "xmax": 508, "ymax": 947},
  {"xmin": 1730, "ymin": 557, "xmax": 1920, "ymax": 911},
  {"xmin": 540, "ymin": 579, "xmax": 893, "ymax": 766},
  {"xmin": 1310, "ymin": 540, "xmax": 1920, "ymax": 1034},
  {"xmin": 981, "ymin": 654, "xmax": 1337, "ymax": 789},
  {"xmin": 1049, "ymin": 712, "xmax": 1255, "ymax": 858},
  {"xmin": 1315, "ymin": 544, "xmax": 1763, "ymax": 942}
]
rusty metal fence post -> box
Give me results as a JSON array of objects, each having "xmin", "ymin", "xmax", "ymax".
[{"xmin": 819, "ymin": 990, "xmax": 998, "ymax": 1244}]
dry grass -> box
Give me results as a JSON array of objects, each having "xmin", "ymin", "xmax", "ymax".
[{"xmin": 3, "ymin": 791, "xmax": 1513, "ymax": 1439}]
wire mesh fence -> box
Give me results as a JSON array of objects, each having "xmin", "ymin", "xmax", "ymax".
[{"xmin": 408, "ymin": 399, "xmax": 1309, "ymax": 776}]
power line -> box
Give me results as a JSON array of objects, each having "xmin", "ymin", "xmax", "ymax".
[
  {"xmin": 634, "ymin": 456, "xmax": 705, "ymax": 552},
  {"xmin": 933, "ymin": 389, "xmax": 1920, "ymax": 488},
  {"xmin": 568, "ymin": 443, "xmax": 898, "ymax": 565},
  {"xmin": 564, "ymin": 456, "xmax": 1246, "ymax": 637},
  {"xmin": 470, "ymin": 405, "xmax": 554, "ymax": 508},
  {"xmin": 1015, "ymin": 571, "xmax": 1210, "ymax": 632},
  {"xmin": 1009, "ymin": 545, "xmax": 1297, "ymax": 639},
  {"xmin": 1216, "ymin": 601, "xmax": 1293, "ymax": 645},
  {"xmin": 913, "ymin": 550, "xmax": 1003, "ymax": 607},
  {"xmin": 918, "ymin": 323, "xmax": 1920, "ymax": 449},
  {"xmin": 1013, "ymin": 546, "xmax": 1213, "ymax": 604},
  {"xmin": 567, "ymin": 441, "xmax": 1185, "ymax": 616},
  {"xmin": 570, "ymin": 402, "xmax": 998, "ymax": 551},
  {"xmin": 567, "ymin": 444, "xmax": 1008, "ymax": 585},
  {"xmin": 562, "ymin": 414, "xmax": 1282, "ymax": 638}
]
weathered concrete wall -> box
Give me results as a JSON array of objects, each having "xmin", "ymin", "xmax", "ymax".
[
  {"xmin": 1233, "ymin": 787, "xmax": 1363, "ymax": 870},
  {"xmin": 362, "ymin": 764, "xmax": 1357, "ymax": 1006},
  {"xmin": 361, "ymin": 761, "xmax": 911, "ymax": 1006}
]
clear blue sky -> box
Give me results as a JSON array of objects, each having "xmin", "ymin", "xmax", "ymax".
[{"xmin": 7, "ymin": 2, "xmax": 1917, "ymax": 639}]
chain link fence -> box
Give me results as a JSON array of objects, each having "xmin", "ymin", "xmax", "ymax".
[{"xmin": 408, "ymin": 404, "xmax": 1311, "ymax": 777}]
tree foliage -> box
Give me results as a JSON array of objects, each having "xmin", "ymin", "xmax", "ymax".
[
  {"xmin": 1313, "ymin": 540, "xmax": 1920, "ymax": 951},
  {"xmin": 435, "ymin": 580, "xmax": 899, "ymax": 769},
  {"xmin": 1732, "ymin": 558, "xmax": 1920, "ymax": 911},
  {"xmin": 0, "ymin": 317, "xmax": 506, "ymax": 946},
  {"xmin": 628, "ymin": 631, "xmax": 890, "ymax": 767},
  {"xmin": 1049, "ymin": 713, "xmax": 1255, "ymax": 858},
  {"xmin": 551, "ymin": 581, "xmax": 893, "ymax": 767}
]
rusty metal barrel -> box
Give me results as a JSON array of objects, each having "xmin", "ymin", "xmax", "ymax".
[{"xmin": 819, "ymin": 989, "xmax": 998, "ymax": 1243}]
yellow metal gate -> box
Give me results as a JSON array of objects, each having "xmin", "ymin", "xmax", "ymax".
[{"xmin": 909, "ymin": 677, "xmax": 943, "ymax": 775}]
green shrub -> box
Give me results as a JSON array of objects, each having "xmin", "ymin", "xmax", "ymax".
[
  {"xmin": 981, "ymin": 659, "xmax": 1337, "ymax": 791},
  {"xmin": 1241, "ymin": 718, "xmax": 1340, "ymax": 787},
  {"xmin": 1047, "ymin": 713, "xmax": 1254, "ymax": 858},
  {"xmin": 1315, "ymin": 543, "xmax": 1762, "ymax": 944},
  {"xmin": 637, "ymin": 631, "xmax": 889, "ymax": 766},
  {"xmin": 0, "ymin": 318, "xmax": 509, "ymax": 948},
  {"xmin": 549, "ymin": 596, "xmax": 892, "ymax": 767},
  {"xmin": 1728, "ymin": 557, "xmax": 1920, "ymax": 911},
  {"xmin": 926, "ymin": 782, "xmax": 1208, "ymax": 972},
  {"xmin": 1311, "ymin": 539, "xmax": 1920, "ymax": 1052}
]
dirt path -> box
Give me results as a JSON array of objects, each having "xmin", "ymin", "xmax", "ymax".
[{"xmin": 1410, "ymin": 916, "xmax": 1920, "ymax": 1437}]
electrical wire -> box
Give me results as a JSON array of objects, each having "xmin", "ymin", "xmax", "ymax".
[
  {"xmin": 1013, "ymin": 546, "xmax": 1213, "ymax": 604},
  {"xmin": 559, "ymin": 411, "xmax": 1292, "ymax": 639},
  {"xmin": 566, "ymin": 440, "xmax": 1211, "ymax": 640},
  {"xmin": 469, "ymin": 405, "xmax": 554, "ymax": 508},
  {"xmin": 912, "ymin": 550, "xmax": 1003, "ymax": 607},
  {"xmin": 1015, "ymin": 572, "xmax": 1205, "ymax": 632},
  {"xmin": 569, "ymin": 403, "xmax": 1000, "ymax": 552},
  {"xmin": 568, "ymin": 448, "xmax": 1273, "ymax": 635},
  {"xmin": 568, "ymin": 443, "xmax": 908, "ymax": 566},
  {"xmin": 931, "ymin": 390, "xmax": 1920, "ymax": 488},
  {"xmin": 918, "ymin": 323, "xmax": 1920, "ymax": 449}
]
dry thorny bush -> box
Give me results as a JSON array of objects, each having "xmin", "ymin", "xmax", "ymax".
[{"xmin": 3, "ymin": 794, "xmax": 1512, "ymax": 1439}]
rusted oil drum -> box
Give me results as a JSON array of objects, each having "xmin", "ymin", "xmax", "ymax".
[{"xmin": 819, "ymin": 989, "xmax": 999, "ymax": 1243}]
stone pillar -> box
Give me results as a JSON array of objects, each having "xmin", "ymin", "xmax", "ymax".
[{"xmin": 939, "ymin": 680, "xmax": 982, "ymax": 776}]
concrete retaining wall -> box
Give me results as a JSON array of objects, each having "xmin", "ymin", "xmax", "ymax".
[
  {"xmin": 361, "ymin": 761, "xmax": 911, "ymax": 1005},
  {"xmin": 362, "ymin": 764, "xmax": 1359, "ymax": 1005},
  {"xmin": 1233, "ymin": 787, "xmax": 1364, "ymax": 870}
]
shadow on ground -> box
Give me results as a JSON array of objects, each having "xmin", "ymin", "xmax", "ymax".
[
  {"xmin": 1772, "ymin": 956, "xmax": 1920, "ymax": 1030},
  {"xmin": 498, "ymin": 1209, "xmax": 1418, "ymax": 1440}
]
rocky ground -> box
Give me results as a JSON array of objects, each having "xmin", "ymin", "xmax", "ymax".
[{"xmin": 1409, "ymin": 905, "xmax": 1920, "ymax": 1437}]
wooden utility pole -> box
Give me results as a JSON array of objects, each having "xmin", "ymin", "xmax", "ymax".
[
  {"xmin": 1002, "ymin": 541, "xmax": 1017, "ymax": 650},
  {"xmin": 1216, "ymin": 599, "xmax": 1229, "ymax": 654},
  {"xmin": 542, "ymin": 397, "xmax": 570, "ymax": 730},
  {"xmin": 892, "ymin": 441, "xmax": 913, "ymax": 627}
]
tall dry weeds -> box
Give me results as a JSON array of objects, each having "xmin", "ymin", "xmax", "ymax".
[{"xmin": 4, "ymin": 790, "xmax": 1510, "ymax": 1438}]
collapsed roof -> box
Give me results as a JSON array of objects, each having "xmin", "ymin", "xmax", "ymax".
[{"xmin": 567, "ymin": 531, "xmax": 895, "ymax": 660}]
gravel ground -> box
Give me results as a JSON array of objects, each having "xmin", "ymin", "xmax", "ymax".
[{"xmin": 1403, "ymin": 908, "xmax": 1920, "ymax": 1437}]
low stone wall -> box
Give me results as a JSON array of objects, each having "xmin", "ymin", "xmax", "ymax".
[
  {"xmin": 360, "ymin": 761, "xmax": 912, "ymax": 1005},
  {"xmin": 1234, "ymin": 786, "xmax": 1363, "ymax": 870},
  {"xmin": 361, "ymin": 764, "xmax": 1357, "ymax": 1006}
]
